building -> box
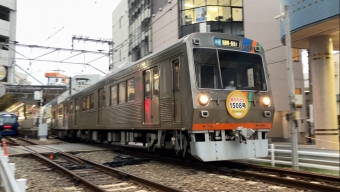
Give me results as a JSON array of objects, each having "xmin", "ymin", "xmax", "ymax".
[
  {"xmin": 280, "ymin": 0, "xmax": 339, "ymax": 150},
  {"xmin": 15, "ymin": 70, "xmax": 31, "ymax": 85},
  {"xmin": 0, "ymin": 0, "xmax": 16, "ymax": 84},
  {"xmin": 112, "ymin": 0, "xmax": 129, "ymax": 68},
  {"xmin": 111, "ymin": 0, "xmax": 308, "ymax": 143}
]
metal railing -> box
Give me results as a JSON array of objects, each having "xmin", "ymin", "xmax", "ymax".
[
  {"xmin": 247, "ymin": 144, "xmax": 340, "ymax": 171},
  {"xmin": 0, "ymin": 140, "xmax": 27, "ymax": 192}
]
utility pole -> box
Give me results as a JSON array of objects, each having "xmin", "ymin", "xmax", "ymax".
[{"xmin": 275, "ymin": 5, "xmax": 299, "ymax": 170}]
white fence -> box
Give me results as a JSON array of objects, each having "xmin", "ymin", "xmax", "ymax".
[
  {"xmin": 0, "ymin": 141, "xmax": 27, "ymax": 192},
  {"xmin": 248, "ymin": 144, "xmax": 340, "ymax": 171}
]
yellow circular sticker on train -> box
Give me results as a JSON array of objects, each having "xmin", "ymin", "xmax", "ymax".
[{"xmin": 226, "ymin": 90, "xmax": 249, "ymax": 119}]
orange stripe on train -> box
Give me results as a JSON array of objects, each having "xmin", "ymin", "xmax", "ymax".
[{"xmin": 192, "ymin": 122, "xmax": 272, "ymax": 131}]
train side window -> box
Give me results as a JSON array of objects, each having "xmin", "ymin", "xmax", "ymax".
[
  {"xmin": 90, "ymin": 93, "xmax": 94, "ymax": 110},
  {"xmin": 173, "ymin": 61, "xmax": 180, "ymax": 93},
  {"xmin": 119, "ymin": 82, "xmax": 126, "ymax": 104},
  {"xmin": 86, "ymin": 96, "xmax": 90, "ymax": 110},
  {"xmin": 82, "ymin": 97, "xmax": 86, "ymax": 111},
  {"xmin": 75, "ymin": 99, "xmax": 78, "ymax": 112},
  {"xmin": 59, "ymin": 107, "xmax": 63, "ymax": 116},
  {"xmin": 98, "ymin": 88, "xmax": 105, "ymax": 108},
  {"xmin": 127, "ymin": 78, "xmax": 135, "ymax": 102},
  {"xmin": 145, "ymin": 70, "xmax": 151, "ymax": 98},
  {"xmin": 70, "ymin": 102, "xmax": 73, "ymax": 114},
  {"xmin": 111, "ymin": 85, "xmax": 117, "ymax": 106},
  {"xmin": 102, "ymin": 88, "xmax": 106, "ymax": 107},
  {"xmin": 153, "ymin": 68, "xmax": 159, "ymax": 96}
]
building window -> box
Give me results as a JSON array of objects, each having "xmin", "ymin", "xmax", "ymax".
[
  {"xmin": 179, "ymin": 0, "xmax": 244, "ymax": 38},
  {"xmin": 119, "ymin": 82, "xmax": 126, "ymax": 104},
  {"xmin": 0, "ymin": 35, "xmax": 9, "ymax": 51},
  {"xmin": 295, "ymin": 88, "xmax": 301, "ymax": 95},
  {"xmin": 293, "ymin": 48, "xmax": 299, "ymax": 62},
  {"xmin": 119, "ymin": 17, "xmax": 122, "ymax": 29},
  {"xmin": 111, "ymin": 85, "xmax": 117, "ymax": 106},
  {"xmin": 0, "ymin": 6, "xmax": 9, "ymax": 21},
  {"xmin": 127, "ymin": 78, "xmax": 135, "ymax": 101}
]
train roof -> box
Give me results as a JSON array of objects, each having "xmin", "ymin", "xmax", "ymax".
[
  {"xmin": 0, "ymin": 112, "xmax": 17, "ymax": 116},
  {"xmin": 69, "ymin": 34, "xmax": 190, "ymax": 98},
  {"xmin": 66, "ymin": 32, "xmax": 253, "ymax": 99}
]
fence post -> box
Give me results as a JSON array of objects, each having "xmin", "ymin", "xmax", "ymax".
[
  {"xmin": 270, "ymin": 143, "xmax": 275, "ymax": 167},
  {"xmin": 17, "ymin": 178, "xmax": 27, "ymax": 192}
]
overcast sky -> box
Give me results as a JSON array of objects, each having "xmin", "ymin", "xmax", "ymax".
[
  {"xmin": 15, "ymin": 0, "xmax": 120, "ymax": 85},
  {"xmin": 14, "ymin": 0, "xmax": 338, "ymax": 85}
]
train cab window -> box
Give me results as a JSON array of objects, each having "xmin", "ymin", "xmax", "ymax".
[
  {"xmin": 119, "ymin": 82, "xmax": 126, "ymax": 104},
  {"xmin": 218, "ymin": 49, "xmax": 267, "ymax": 91},
  {"xmin": 127, "ymin": 78, "xmax": 135, "ymax": 102},
  {"xmin": 194, "ymin": 48, "xmax": 222, "ymax": 89},
  {"xmin": 90, "ymin": 93, "xmax": 94, "ymax": 110},
  {"xmin": 194, "ymin": 48, "xmax": 267, "ymax": 91},
  {"xmin": 110, "ymin": 85, "xmax": 117, "ymax": 106},
  {"xmin": 153, "ymin": 68, "xmax": 159, "ymax": 96}
]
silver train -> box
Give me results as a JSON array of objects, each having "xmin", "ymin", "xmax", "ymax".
[{"xmin": 49, "ymin": 32, "xmax": 275, "ymax": 162}]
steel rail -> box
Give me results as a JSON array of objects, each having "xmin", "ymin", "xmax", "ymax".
[
  {"xmin": 31, "ymin": 153, "xmax": 105, "ymax": 192},
  {"xmin": 228, "ymin": 161, "xmax": 340, "ymax": 184},
  {"xmin": 219, "ymin": 168, "xmax": 339, "ymax": 192},
  {"xmin": 108, "ymin": 145, "xmax": 340, "ymax": 192},
  {"xmin": 9, "ymin": 137, "xmax": 182, "ymax": 192},
  {"xmin": 75, "ymin": 155, "xmax": 182, "ymax": 192},
  {"xmin": 17, "ymin": 137, "xmax": 39, "ymax": 145}
]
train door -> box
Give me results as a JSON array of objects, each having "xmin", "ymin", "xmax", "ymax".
[
  {"xmin": 144, "ymin": 67, "xmax": 160, "ymax": 124},
  {"xmin": 173, "ymin": 59, "xmax": 181, "ymax": 123}
]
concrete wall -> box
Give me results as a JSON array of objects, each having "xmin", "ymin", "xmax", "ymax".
[
  {"xmin": 0, "ymin": 0, "xmax": 16, "ymax": 84},
  {"xmin": 15, "ymin": 71, "xmax": 31, "ymax": 85},
  {"xmin": 0, "ymin": 0, "xmax": 16, "ymax": 10},
  {"xmin": 244, "ymin": 0, "xmax": 307, "ymax": 142},
  {"xmin": 112, "ymin": 0, "xmax": 129, "ymax": 69},
  {"xmin": 334, "ymin": 53, "xmax": 339, "ymax": 116},
  {"xmin": 151, "ymin": 0, "xmax": 179, "ymax": 53},
  {"xmin": 280, "ymin": 0, "xmax": 340, "ymax": 40}
]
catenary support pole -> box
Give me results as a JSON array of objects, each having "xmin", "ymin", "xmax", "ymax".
[{"xmin": 283, "ymin": 5, "xmax": 299, "ymax": 170}]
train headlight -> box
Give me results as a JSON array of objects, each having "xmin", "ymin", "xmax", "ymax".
[
  {"xmin": 198, "ymin": 94, "xmax": 209, "ymax": 106},
  {"xmin": 261, "ymin": 96, "xmax": 271, "ymax": 107}
]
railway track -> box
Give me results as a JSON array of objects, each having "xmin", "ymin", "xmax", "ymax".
[
  {"xmin": 5, "ymin": 137, "xmax": 181, "ymax": 192},
  {"xmin": 106, "ymin": 144, "xmax": 340, "ymax": 192},
  {"xmin": 4, "ymin": 136, "xmax": 38, "ymax": 146}
]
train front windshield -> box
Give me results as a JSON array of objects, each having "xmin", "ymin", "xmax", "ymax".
[
  {"xmin": 194, "ymin": 48, "xmax": 267, "ymax": 91},
  {"xmin": 0, "ymin": 114, "xmax": 17, "ymax": 124}
]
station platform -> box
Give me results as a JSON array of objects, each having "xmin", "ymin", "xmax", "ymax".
[{"xmin": 6, "ymin": 143, "xmax": 110, "ymax": 156}]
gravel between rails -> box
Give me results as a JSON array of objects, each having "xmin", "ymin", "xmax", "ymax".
[
  {"xmin": 4, "ymin": 156, "xmax": 85, "ymax": 192},
  {"xmin": 74, "ymin": 150, "xmax": 307, "ymax": 192}
]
